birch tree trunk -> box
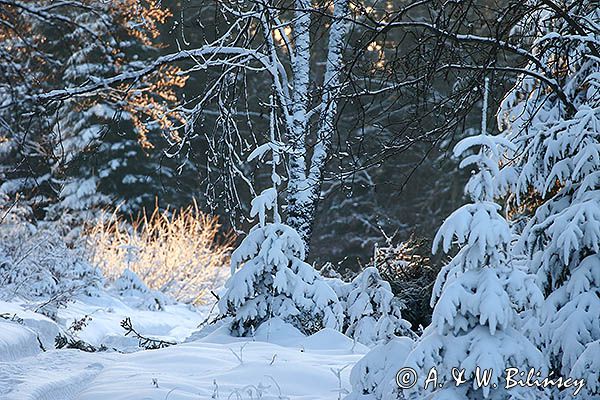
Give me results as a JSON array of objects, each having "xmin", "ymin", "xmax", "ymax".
[
  {"xmin": 285, "ymin": 0, "xmax": 349, "ymax": 251},
  {"xmin": 285, "ymin": 0, "xmax": 313, "ymax": 247}
]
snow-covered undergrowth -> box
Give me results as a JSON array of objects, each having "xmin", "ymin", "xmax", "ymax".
[
  {"xmin": 0, "ymin": 291, "xmax": 206, "ymax": 353},
  {"xmin": 0, "ymin": 205, "xmax": 103, "ymax": 318}
]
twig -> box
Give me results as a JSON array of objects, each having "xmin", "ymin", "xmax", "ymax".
[{"xmin": 120, "ymin": 317, "xmax": 176, "ymax": 349}]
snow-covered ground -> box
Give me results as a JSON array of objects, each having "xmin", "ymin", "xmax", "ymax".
[{"xmin": 0, "ymin": 295, "xmax": 367, "ymax": 400}]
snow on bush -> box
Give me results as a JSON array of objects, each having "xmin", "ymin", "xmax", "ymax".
[
  {"xmin": 112, "ymin": 268, "xmax": 171, "ymax": 311},
  {"xmin": 319, "ymin": 264, "xmax": 414, "ymax": 346},
  {"xmin": 88, "ymin": 202, "xmax": 233, "ymax": 304},
  {"xmin": 0, "ymin": 319, "xmax": 42, "ymax": 361},
  {"xmin": 0, "ymin": 200, "xmax": 102, "ymax": 317},
  {"xmin": 342, "ymin": 267, "xmax": 412, "ymax": 346}
]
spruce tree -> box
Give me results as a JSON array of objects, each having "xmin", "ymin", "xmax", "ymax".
[
  {"xmin": 343, "ymin": 267, "xmax": 412, "ymax": 346},
  {"xmin": 48, "ymin": 1, "xmax": 189, "ymax": 226},
  {"xmin": 349, "ymin": 82, "xmax": 547, "ymax": 400},
  {"xmin": 497, "ymin": 4, "xmax": 599, "ymax": 398},
  {"xmin": 218, "ymin": 106, "xmax": 343, "ymax": 336},
  {"xmin": 0, "ymin": 0, "xmax": 188, "ymax": 224},
  {"xmin": 402, "ymin": 128, "xmax": 547, "ymax": 400}
]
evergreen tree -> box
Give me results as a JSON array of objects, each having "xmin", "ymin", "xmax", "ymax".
[
  {"xmin": 0, "ymin": 1, "xmax": 56, "ymax": 219},
  {"xmin": 403, "ymin": 130, "xmax": 547, "ymax": 400},
  {"xmin": 0, "ymin": 0, "xmax": 188, "ymax": 224},
  {"xmin": 349, "ymin": 83, "xmax": 547, "ymax": 399},
  {"xmin": 49, "ymin": 0, "xmax": 191, "ymax": 226},
  {"xmin": 218, "ymin": 111, "xmax": 343, "ymax": 336},
  {"xmin": 497, "ymin": 4, "xmax": 600, "ymax": 398},
  {"xmin": 343, "ymin": 267, "xmax": 412, "ymax": 346},
  {"xmin": 347, "ymin": 336, "xmax": 414, "ymax": 400}
]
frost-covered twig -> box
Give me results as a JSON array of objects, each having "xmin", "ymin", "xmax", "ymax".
[
  {"xmin": 229, "ymin": 342, "xmax": 248, "ymax": 365},
  {"xmin": 212, "ymin": 379, "xmax": 220, "ymax": 399},
  {"xmin": 265, "ymin": 375, "xmax": 289, "ymax": 400},
  {"xmin": 330, "ymin": 364, "xmax": 351, "ymax": 400}
]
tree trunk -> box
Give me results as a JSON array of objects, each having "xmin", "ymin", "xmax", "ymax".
[
  {"xmin": 285, "ymin": 0, "xmax": 349, "ymax": 255},
  {"xmin": 285, "ymin": 0, "xmax": 313, "ymax": 251}
]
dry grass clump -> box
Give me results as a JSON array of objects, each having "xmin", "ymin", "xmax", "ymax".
[{"xmin": 88, "ymin": 202, "xmax": 234, "ymax": 304}]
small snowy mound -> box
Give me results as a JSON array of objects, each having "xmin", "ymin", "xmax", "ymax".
[
  {"xmin": 253, "ymin": 317, "xmax": 305, "ymax": 346},
  {"xmin": 113, "ymin": 268, "xmax": 148, "ymax": 292},
  {"xmin": 0, "ymin": 302, "xmax": 59, "ymax": 350},
  {"xmin": 0, "ymin": 320, "xmax": 41, "ymax": 361},
  {"xmin": 301, "ymin": 328, "xmax": 368, "ymax": 352},
  {"xmin": 112, "ymin": 268, "xmax": 171, "ymax": 311}
]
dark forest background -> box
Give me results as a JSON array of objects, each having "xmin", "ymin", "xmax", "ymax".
[{"xmin": 83, "ymin": 0, "xmax": 514, "ymax": 267}]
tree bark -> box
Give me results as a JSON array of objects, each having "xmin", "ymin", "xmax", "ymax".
[{"xmin": 285, "ymin": 0, "xmax": 349, "ymax": 255}]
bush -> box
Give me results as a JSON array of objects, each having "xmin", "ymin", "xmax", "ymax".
[
  {"xmin": 88, "ymin": 202, "xmax": 234, "ymax": 304},
  {"xmin": 343, "ymin": 267, "xmax": 413, "ymax": 346},
  {"xmin": 0, "ymin": 197, "xmax": 103, "ymax": 318},
  {"xmin": 374, "ymin": 236, "xmax": 437, "ymax": 329}
]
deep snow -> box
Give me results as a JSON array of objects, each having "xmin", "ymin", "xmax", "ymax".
[{"xmin": 0, "ymin": 296, "xmax": 367, "ymax": 400}]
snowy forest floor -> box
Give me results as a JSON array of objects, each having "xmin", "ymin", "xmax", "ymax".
[{"xmin": 0, "ymin": 292, "xmax": 367, "ymax": 400}]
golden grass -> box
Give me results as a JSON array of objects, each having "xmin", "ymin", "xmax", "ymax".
[{"xmin": 87, "ymin": 202, "xmax": 234, "ymax": 305}]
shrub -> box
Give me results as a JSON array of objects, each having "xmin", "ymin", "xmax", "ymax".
[
  {"xmin": 88, "ymin": 202, "xmax": 234, "ymax": 304},
  {"xmin": 374, "ymin": 236, "xmax": 437, "ymax": 329},
  {"xmin": 0, "ymin": 197, "xmax": 103, "ymax": 317},
  {"xmin": 343, "ymin": 267, "xmax": 413, "ymax": 346}
]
